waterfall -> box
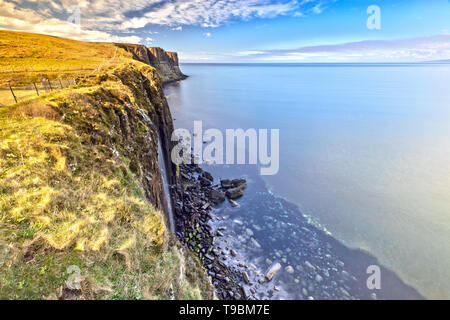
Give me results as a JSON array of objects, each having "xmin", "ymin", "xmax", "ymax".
[
  {"xmin": 157, "ymin": 136, "xmax": 175, "ymax": 233},
  {"xmin": 139, "ymin": 108, "xmax": 175, "ymax": 233}
]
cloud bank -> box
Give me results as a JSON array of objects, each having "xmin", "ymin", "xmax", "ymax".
[
  {"xmin": 233, "ymin": 35, "xmax": 450, "ymax": 62},
  {"xmin": 0, "ymin": 0, "xmax": 326, "ymax": 42}
]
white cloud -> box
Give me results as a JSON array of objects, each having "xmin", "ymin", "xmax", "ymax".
[
  {"xmin": 0, "ymin": 0, "xmax": 327, "ymax": 42},
  {"xmin": 203, "ymin": 32, "xmax": 212, "ymax": 37},
  {"xmin": 230, "ymin": 35, "xmax": 450, "ymax": 62},
  {"xmin": 312, "ymin": 3, "xmax": 324, "ymax": 14},
  {"xmin": 236, "ymin": 50, "xmax": 265, "ymax": 56},
  {"xmin": 120, "ymin": 0, "xmax": 303, "ymax": 29},
  {"xmin": 171, "ymin": 26, "xmax": 183, "ymax": 31},
  {"xmin": 0, "ymin": 0, "xmax": 143, "ymax": 42}
]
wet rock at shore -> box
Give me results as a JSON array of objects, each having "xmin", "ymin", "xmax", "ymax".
[
  {"xmin": 221, "ymin": 179, "xmax": 233, "ymax": 189},
  {"xmin": 229, "ymin": 199, "xmax": 239, "ymax": 207},
  {"xmin": 265, "ymin": 262, "xmax": 282, "ymax": 281},
  {"xmin": 209, "ymin": 189, "xmax": 226, "ymax": 204},
  {"xmin": 226, "ymin": 187, "xmax": 244, "ymax": 199},
  {"xmin": 199, "ymin": 176, "xmax": 212, "ymax": 187},
  {"xmin": 231, "ymin": 179, "xmax": 247, "ymax": 190},
  {"xmin": 242, "ymin": 271, "xmax": 251, "ymax": 284},
  {"xmin": 221, "ymin": 178, "xmax": 247, "ymax": 190},
  {"xmin": 203, "ymin": 171, "xmax": 214, "ymax": 182},
  {"xmin": 285, "ymin": 266, "xmax": 295, "ymax": 274}
]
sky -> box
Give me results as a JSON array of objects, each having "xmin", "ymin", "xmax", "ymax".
[{"xmin": 1, "ymin": 0, "xmax": 450, "ymax": 62}]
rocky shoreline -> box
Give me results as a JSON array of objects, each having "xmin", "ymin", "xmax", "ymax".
[
  {"xmin": 171, "ymin": 159, "xmax": 274, "ymax": 300},
  {"xmin": 167, "ymin": 157, "xmax": 424, "ymax": 300}
]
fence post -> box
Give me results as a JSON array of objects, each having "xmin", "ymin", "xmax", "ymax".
[
  {"xmin": 33, "ymin": 82, "xmax": 39, "ymax": 96},
  {"xmin": 48, "ymin": 79, "xmax": 53, "ymax": 91},
  {"xmin": 9, "ymin": 82, "xmax": 17, "ymax": 104},
  {"xmin": 59, "ymin": 79, "xmax": 63, "ymax": 89}
]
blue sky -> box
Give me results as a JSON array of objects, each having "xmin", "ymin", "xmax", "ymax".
[{"xmin": 1, "ymin": 0, "xmax": 450, "ymax": 62}]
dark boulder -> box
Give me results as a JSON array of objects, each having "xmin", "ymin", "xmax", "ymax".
[
  {"xmin": 220, "ymin": 179, "xmax": 232, "ymax": 189},
  {"xmin": 203, "ymin": 171, "xmax": 214, "ymax": 182},
  {"xmin": 209, "ymin": 189, "xmax": 226, "ymax": 204},
  {"xmin": 226, "ymin": 187, "xmax": 243, "ymax": 199},
  {"xmin": 199, "ymin": 176, "xmax": 212, "ymax": 187},
  {"xmin": 231, "ymin": 178, "xmax": 247, "ymax": 190}
]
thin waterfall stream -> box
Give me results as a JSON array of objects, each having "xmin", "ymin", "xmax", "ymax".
[
  {"xmin": 139, "ymin": 108, "xmax": 175, "ymax": 233},
  {"xmin": 157, "ymin": 137, "xmax": 175, "ymax": 233}
]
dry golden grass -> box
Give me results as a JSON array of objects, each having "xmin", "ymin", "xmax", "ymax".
[
  {"xmin": 0, "ymin": 61, "xmax": 212, "ymax": 300},
  {"xmin": 0, "ymin": 30, "xmax": 133, "ymax": 87}
]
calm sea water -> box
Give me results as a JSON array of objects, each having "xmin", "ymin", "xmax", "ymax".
[{"xmin": 165, "ymin": 63, "xmax": 450, "ymax": 299}]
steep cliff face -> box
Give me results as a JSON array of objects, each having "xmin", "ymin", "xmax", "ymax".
[
  {"xmin": 115, "ymin": 44, "xmax": 186, "ymax": 83},
  {"xmin": 0, "ymin": 60, "xmax": 211, "ymax": 299}
]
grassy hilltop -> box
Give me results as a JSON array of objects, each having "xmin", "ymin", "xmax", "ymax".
[
  {"xmin": 0, "ymin": 31, "xmax": 212, "ymax": 299},
  {"xmin": 0, "ymin": 30, "xmax": 125, "ymax": 86}
]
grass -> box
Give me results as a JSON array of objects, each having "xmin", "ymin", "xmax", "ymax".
[
  {"xmin": 0, "ymin": 88, "xmax": 38, "ymax": 106},
  {"xmin": 0, "ymin": 35, "xmax": 213, "ymax": 299},
  {"xmin": 0, "ymin": 30, "xmax": 133, "ymax": 87}
]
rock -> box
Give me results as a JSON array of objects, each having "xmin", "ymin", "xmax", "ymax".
[
  {"xmin": 245, "ymin": 228, "xmax": 254, "ymax": 237},
  {"xmin": 201, "ymin": 202, "xmax": 210, "ymax": 210},
  {"xmin": 220, "ymin": 179, "xmax": 232, "ymax": 189},
  {"xmin": 340, "ymin": 287, "xmax": 350, "ymax": 297},
  {"xmin": 229, "ymin": 199, "xmax": 239, "ymax": 207},
  {"xmin": 209, "ymin": 189, "xmax": 225, "ymax": 204},
  {"xmin": 315, "ymin": 274, "xmax": 323, "ymax": 283},
  {"xmin": 251, "ymin": 238, "xmax": 261, "ymax": 248},
  {"xmin": 285, "ymin": 266, "xmax": 294, "ymax": 274},
  {"xmin": 231, "ymin": 179, "xmax": 247, "ymax": 189},
  {"xmin": 258, "ymin": 278, "xmax": 265, "ymax": 284},
  {"xmin": 274, "ymin": 286, "xmax": 280, "ymax": 291},
  {"xmin": 225, "ymin": 187, "xmax": 243, "ymax": 199},
  {"xmin": 199, "ymin": 176, "xmax": 212, "ymax": 187},
  {"xmin": 230, "ymin": 249, "xmax": 237, "ymax": 257},
  {"xmin": 250, "ymin": 288, "xmax": 256, "ymax": 294},
  {"xmin": 304, "ymin": 261, "xmax": 316, "ymax": 270},
  {"xmin": 341, "ymin": 270, "xmax": 351, "ymax": 280},
  {"xmin": 242, "ymin": 271, "xmax": 251, "ymax": 284},
  {"xmin": 265, "ymin": 262, "xmax": 281, "ymax": 281},
  {"xmin": 240, "ymin": 286, "xmax": 250, "ymax": 299},
  {"xmin": 202, "ymin": 171, "xmax": 214, "ymax": 182},
  {"xmin": 180, "ymin": 172, "xmax": 190, "ymax": 180},
  {"xmin": 216, "ymin": 273, "xmax": 224, "ymax": 280}
]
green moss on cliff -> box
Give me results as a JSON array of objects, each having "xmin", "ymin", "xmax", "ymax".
[{"xmin": 0, "ymin": 62, "xmax": 212, "ymax": 300}]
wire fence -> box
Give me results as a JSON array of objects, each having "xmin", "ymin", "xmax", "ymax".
[
  {"xmin": 0, "ymin": 48, "xmax": 121, "ymax": 107},
  {"xmin": 0, "ymin": 76, "xmax": 77, "ymax": 107}
]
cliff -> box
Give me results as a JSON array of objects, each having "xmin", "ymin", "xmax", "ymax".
[
  {"xmin": 114, "ymin": 44, "xmax": 186, "ymax": 84},
  {"xmin": 0, "ymin": 31, "xmax": 211, "ymax": 299}
]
